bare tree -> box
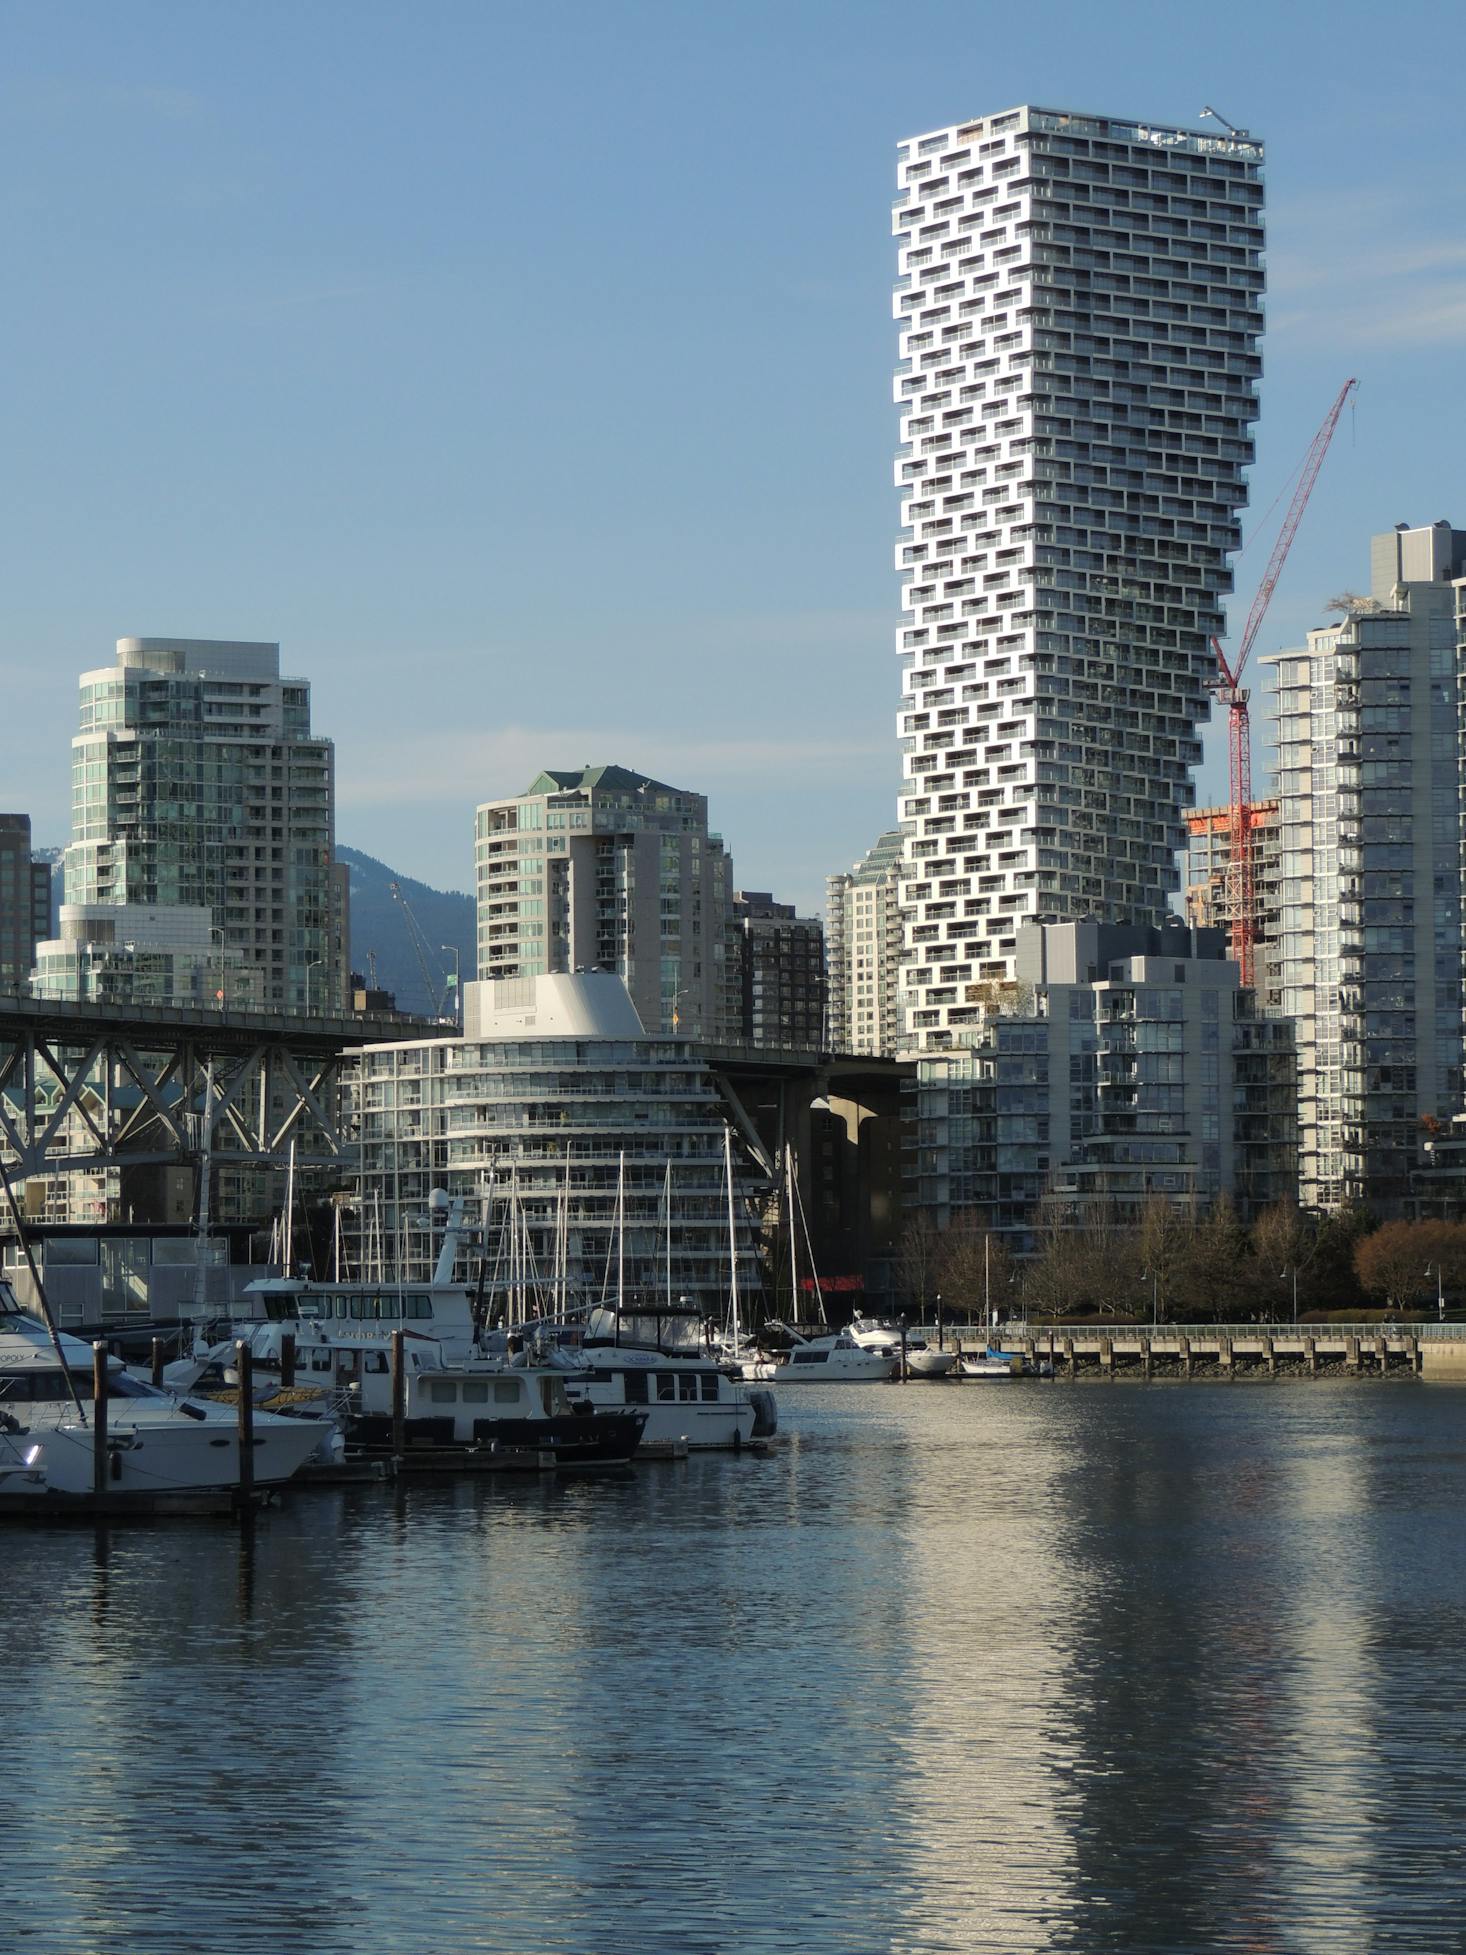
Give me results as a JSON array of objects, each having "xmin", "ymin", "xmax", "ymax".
[{"xmin": 894, "ymin": 1211, "xmax": 941, "ymax": 1317}]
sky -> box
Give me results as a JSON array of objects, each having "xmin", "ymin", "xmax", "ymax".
[{"xmin": 3, "ymin": 0, "xmax": 1464, "ymax": 910}]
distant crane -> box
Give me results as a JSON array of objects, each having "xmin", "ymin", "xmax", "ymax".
[
  {"xmin": 390, "ymin": 880, "xmax": 452, "ymax": 1019},
  {"xmin": 1211, "ymin": 377, "xmax": 1357, "ymax": 986}
]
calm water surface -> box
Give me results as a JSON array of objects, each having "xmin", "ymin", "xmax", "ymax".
[{"xmin": 4, "ymin": 1380, "xmax": 1466, "ymax": 1954}]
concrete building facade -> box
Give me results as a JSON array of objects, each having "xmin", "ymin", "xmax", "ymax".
[
  {"xmin": 474, "ymin": 766, "xmax": 734, "ymax": 1039},
  {"xmin": 825, "ymin": 829, "xmax": 906, "ymax": 1059},
  {"xmin": 1268, "ymin": 523, "xmax": 1466, "ymax": 1213},
  {"xmin": 57, "ymin": 637, "xmax": 347, "ymax": 1012},
  {"xmin": 908, "ymin": 919, "xmax": 1295, "ymax": 1237},
  {"xmin": 892, "ymin": 105, "xmax": 1264, "ymax": 1050},
  {"xmin": 0, "ymin": 815, "xmax": 51, "ymax": 989},
  {"xmin": 732, "ymin": 891, "xmax": 826, "ymax": 1049}
]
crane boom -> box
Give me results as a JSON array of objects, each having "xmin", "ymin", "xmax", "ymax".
[
  {"xmin": 390, "ymin": 880, "xmax": 446, "ymax": 1018},
  {"xmin": 1210, "ymin": 378, "xmax": 1357, "ymax": 987}
]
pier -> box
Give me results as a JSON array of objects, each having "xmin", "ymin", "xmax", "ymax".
[{"xmin": 940, "ymin": 1322, "xmax": 1466, "ymax": 1380}]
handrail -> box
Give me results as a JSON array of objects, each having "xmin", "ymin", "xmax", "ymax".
[{"xmin": 925, "ymin": 1320, "xmax": 1458, "ymax": 1341}]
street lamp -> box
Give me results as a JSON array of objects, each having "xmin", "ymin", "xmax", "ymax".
[
  {"xmin": 1426, "ymin": 1263, "xmax": 1445, "ymax": 1323},
  {"xmin": 305, "ymin": 957, "xmax": 325, "ymax": 1016},
  {"xmin": 1141, "ymin": 1267, "xmax": 1159, "ymax": 1326},
  {"xmin": 1280, "ymin": 1265, "xmax": 1298, "ymax": 1325}
]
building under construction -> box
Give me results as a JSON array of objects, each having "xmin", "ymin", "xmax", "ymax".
[{"xmin": 1184, "ymin": 802, "xmax": 1283, "ymax": 1010}]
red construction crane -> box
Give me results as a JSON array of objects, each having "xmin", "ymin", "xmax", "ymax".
[{"xmin": 1211, "ymin": 377, "xmax": 1357, "ymax": 986}]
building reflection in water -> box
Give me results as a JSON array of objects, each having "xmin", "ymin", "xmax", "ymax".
[{"xmin": 4, "ymin": 1385, "xmax": 1466, "ymax": 1953}]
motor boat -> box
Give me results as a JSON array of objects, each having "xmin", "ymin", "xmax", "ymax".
[
  {"xmin": 779, "ymin": 1329, "xmax": 896, "ymax": 1381},
  {"xmin": 562, "ymin": 1343, "xmax": 774, "ymax": 1450},
  {"xmin": 848, "ymin": 1315, "xmax": 956, "ymax": 1377},
  {"xmin": 0, "ymin": 1283, "xmax": 323, "ymax": 1499},
  {"xmin": 350, "ymin": 1349, "xmax": 647, "ymax": 1465}
]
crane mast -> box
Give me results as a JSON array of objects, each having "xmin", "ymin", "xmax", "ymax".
[{"xmin": 1210, "ymin": 377, "xmax": 1357, "ymax": 986}]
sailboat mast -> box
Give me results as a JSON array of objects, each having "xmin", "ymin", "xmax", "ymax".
[
  {"xmin": 663, "ymin": 1158, "xmax": 673, "ymax": 1312},
  {"xmin": 724, "ymin": 1125, "xmax": 741, "ymax": 1353},
  {"xmin": 617, "ymin": 1149, "xmax": 626, "ymax": 1314},
  {"xmin": 193, "ymin": 1061, "xmax": 215, "ymax": 1319},
  {"xmin": 784, "ymin": 1142, "xmax": 799, "ymax": 1325}
]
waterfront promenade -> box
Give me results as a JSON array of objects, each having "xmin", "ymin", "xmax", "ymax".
[{"xmin": 938, "ymin": 1320, "xmax": 1466, "ymax": 1379}]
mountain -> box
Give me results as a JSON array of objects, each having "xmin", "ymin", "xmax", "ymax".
[{"xmin": 337, "ymin": 846, "xmax": 475, "ymax": 1019}]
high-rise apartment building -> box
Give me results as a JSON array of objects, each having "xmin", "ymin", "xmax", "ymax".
[
  {"xmin": 58, "ymin": 638, "xmax": 347, "ymax": 1011},
  {"xmin": 474, "ymin": 766, "xmax": 733, "ymax": 1039},
  {"xmin": 826, "ymin": 829, "xmax": 905, "ymax": 1057},
  {"xmin": 1268, "ymin": 523, "xmax": 1466, "ymax": 1213},
  {"xmin": 0, "ymin": 815, "xmax": 51, "ymax": 988},
  {"xmin": 731, "ymin": 892, "xmax": 826, "ymax": 1049},
  {"xmin": 893, "ymin": 105, "xmax": 1264, "ymax": 1051}
]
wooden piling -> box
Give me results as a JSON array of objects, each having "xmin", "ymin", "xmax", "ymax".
[
  {"xmin": 391, "ymin": 1329, "xmax": 407, "ymax": 1460},
  {"xmin": 899, "ymin": 1321, "xmax": 909, "ymax": 1383},
  {"xmin": 235, "ymin": 1340, "xmax": 254, "ymax": 1504},
  {"xmin": 150, "ymin": 1337, "xmax": 166, "ymax": 1388},
  {"xmin": 1305, "ymin": 1337, "xmax": 1317, "ymax": 1376},
  {"xmin": 1179, "ymin": 1336, "xmax": 1192, "ymax": 1379},
  {"xmin": 92, "ymin": 1341, "xmax": 109, "ymax": 1496},
  {"xmin": 280, "ymin": 1332, "xmax": 296, "ymax": 1389}
]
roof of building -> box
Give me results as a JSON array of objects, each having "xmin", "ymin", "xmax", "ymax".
[{"xmin": 520, "ymin": 764, "xmax": 689, "ymax": 799}]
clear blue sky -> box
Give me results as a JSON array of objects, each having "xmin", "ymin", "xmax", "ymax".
[{"xmin": 3, "ymin": 0, "xmax": 1462, "ymax": 909}]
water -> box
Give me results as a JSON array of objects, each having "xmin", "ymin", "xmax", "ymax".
[{"xmin": 4, "ymin": 1380, "xmax": 1466, "ymax": 1954}]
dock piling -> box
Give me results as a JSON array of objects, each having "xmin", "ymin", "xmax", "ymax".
[
  {"xmin": 391, "ymin": 1329, "xmax": 407, "ymax": 1461},
  {"xmin": 150, "ymin": 1338, "xmax": 166, "ymax": 1389}
]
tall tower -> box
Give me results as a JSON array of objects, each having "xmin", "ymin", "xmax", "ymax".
[
  {"xmin": 474, "ymin": 765, "xmax": 733, "ymax": 1039},
  {"xmin": 894, "ymin": 106, "xmax": 1264, "ymax": 1052},
  {"xmin": 58, "ymin": 638, "xmax": 346, "ymax": 1012}
]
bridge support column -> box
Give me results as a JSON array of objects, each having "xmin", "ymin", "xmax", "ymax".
[
  {"xmin": 1099, "ymin": 1337, "xmax": 1113, "ymax": 1376},
  {"xmin": 1305, "ymin": 1337, "xmax": 1317, "ymax": 1376},
  {"xmin": 1062, "ymin": 1336, "xmax": 1075, "ymax": 1378},
  {"xmin": 1218, "ymin": 1338, "xmax": 1233, "ymax": 1375},
  {"xmin": 1375, "ymin": 1335, "xmax": 1389, "ymax": 1373},
  {"xmin": 1345, "ymin": 1335, "xmax": 1360, "ymax": 1372}
]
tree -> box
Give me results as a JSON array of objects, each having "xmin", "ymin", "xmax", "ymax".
[
  {"xmin": 1138, "ymin": 1196, "xmax": 1194, "ymax": 1322},
  {"xmin": 894, "ymin": 1211, "xmax": 941, "ymax": 1316},
  {"xmin": 1248, "ymin": 1201, "xmax": 1316, "ymax": 1321},
  {"xmin": 933, "ymin": 1212, "xmax": 1014, "ymax": 1322},
  {"xmin": 1355, "ymin": 1219, "xmax": 1466, "ymax": 1310},
  {"xmin": 1181, "ymin": 1194, "xmax": 1249, "ymax": 1320}
]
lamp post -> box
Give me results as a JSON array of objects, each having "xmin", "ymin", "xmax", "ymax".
[
  {"xmin": 305, "ymin": 957, "xmax": 325, "ymax": 1017},
  {"xmin": 1280, "ymin": 1265, "xmax": 1298, "ymax": 1325},
  {"xmin": 1141, "ymin": 1267, "xmax": 1158, "ymax": 1326},
  {"xmin": 1426, "ymin": 1263, "xmax": 1445, "ymax": 1323}
]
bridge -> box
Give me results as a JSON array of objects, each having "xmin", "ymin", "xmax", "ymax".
[{"xmin": 0, "ymin": 992, "xmax": 442, "ymax": 1177}]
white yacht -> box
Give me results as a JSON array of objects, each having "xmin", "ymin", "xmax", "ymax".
[
  {"xmin": 780, "ymin": 1329, "xmax": 896, "ymax": 1382},
  {"xmin": 0, "ymin": 1284, "xmax": 322, "ymax": 1500},
  {"xmin": 848, "ymin": 1315, "xmax": 957, "ymax": 1378}
]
